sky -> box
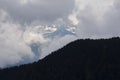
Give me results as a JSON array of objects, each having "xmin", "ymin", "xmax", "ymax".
[{"xmin": 0, "ymin": 0, "xmax": 120, "ymax": 68}]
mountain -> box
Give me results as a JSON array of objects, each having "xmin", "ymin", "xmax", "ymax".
[
  {"xmin": 0, "ymin": 37, "xmax": 120, "ymax": 80},
  {"xmin": 44, "ymin": 27, "xmax": 75, "ymax": 38},
  {"xmin": 43, "ymin": 25, "xmax": 76, "ymax": 38}
]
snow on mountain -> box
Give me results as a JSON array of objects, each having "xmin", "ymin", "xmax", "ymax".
[{"xmin": 23, "ymin": 24, "xmax": 77, "ymax": 60}]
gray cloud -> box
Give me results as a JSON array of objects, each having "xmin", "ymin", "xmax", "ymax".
[
  {"xmin": 73, "ymin": 0, "xmax": 120, "ymax": 38},
  {"xmin": 0, "ymin": 0, "xmax": 74, "ymax": 24}
]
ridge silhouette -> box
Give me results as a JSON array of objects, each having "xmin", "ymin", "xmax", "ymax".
[{"xmin": 0, "ymin": 37, "xmax": 120, "ymax": 80}]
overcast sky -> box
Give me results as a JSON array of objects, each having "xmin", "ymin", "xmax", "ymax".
[
  {"xmin": 0, "ymin": 0, "xmax": 74, "ymax": 24},
  {"xmin": 0, "ymin": 0, "xmax": 120, "ymax": 68}
]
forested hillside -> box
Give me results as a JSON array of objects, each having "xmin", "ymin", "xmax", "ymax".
[{"xmin": 0, "ymin": 37, "xmax": 120, "ymax": 80}]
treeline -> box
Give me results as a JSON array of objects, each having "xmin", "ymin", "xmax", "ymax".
[{"xmin": 0, "ymin": 37, "xmax": 120, "ymax": 80}]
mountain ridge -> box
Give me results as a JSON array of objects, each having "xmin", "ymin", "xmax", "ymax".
[{"xmin": 0, "ymin": 37, "xmax": 120, "ymax": 80}]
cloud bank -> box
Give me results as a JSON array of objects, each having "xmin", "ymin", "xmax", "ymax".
[
  {"xmin": 0, "ymin": 0, "xmax": 120, "ymax": 68},
  {"xmin": 0, "ymin": 0, "xmax": 74, "ymax": 24}
]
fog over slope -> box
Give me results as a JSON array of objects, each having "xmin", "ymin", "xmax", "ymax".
[{"xmin": 0, "ymin": 0, "xmax": 120, "ymax": 68}]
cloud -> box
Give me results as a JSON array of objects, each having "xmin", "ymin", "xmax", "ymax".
[
  {"xmin": 0, "ymin": 22, "xmax": 35, "ymax": 68},
  {"xmin": 0, "ymin": 20, "xmax": 76, "ymax": 68},
  {"xmin": 0, "ymin": 11, "xmax": 76, "ymax": 68},
  {"xmin": 70, "ymin": 0, "xmax": 120, "ymax": 38},
  {"xmin": 0, "ymin": 0, "xmax": 120, "ymax": 68},
  {"xmin": 0, "ymin": 0, "xmax": 74, "ymax": 24}
]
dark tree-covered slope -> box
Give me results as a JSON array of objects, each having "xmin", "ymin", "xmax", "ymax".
[{"xmin": 0, "ymin": 37, "xmax": 120, "ymax": 80}]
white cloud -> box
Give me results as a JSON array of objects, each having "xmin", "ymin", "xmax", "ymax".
[
  {"xmin": 0, "ymin": 13, "xmax": 76, "ymax": 68},
  {"xmin": 0, "ymin": 22, "xmax": 35, "ymax": 68}
]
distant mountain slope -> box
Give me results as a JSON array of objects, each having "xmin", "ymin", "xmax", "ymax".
[{"xmin": 0, "ymin": 37, "xmax": 120, "ymax": 80}]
